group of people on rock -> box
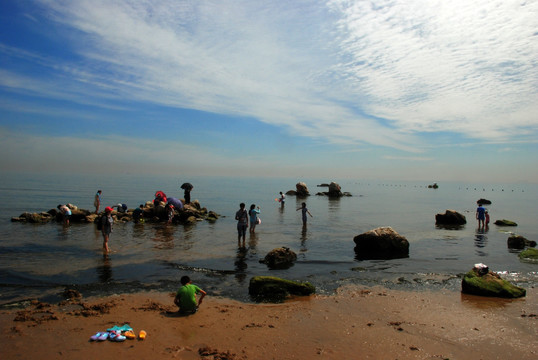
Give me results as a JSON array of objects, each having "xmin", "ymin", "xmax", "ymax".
[{"xmin": 95, "ymin": 184, "xmax": 194, "ymax": 254}]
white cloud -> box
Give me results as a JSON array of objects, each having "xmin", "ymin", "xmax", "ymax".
[{"xmin": 4, "ymin": 0, "xmax": 538, "ymax": 154}]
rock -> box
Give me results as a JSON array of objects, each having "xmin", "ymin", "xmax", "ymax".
[
  {"xmin": 427, "ymin": 183, "xmax": 439, "ymax": 189},
  {"xmin": 11, "ymin": 212, "xmax": 53, "ymax": 223},
  {"xmin": 507, "ymin": 235, "xmax": 537, "ymax": 249},
  {"xmin": 260, "ymin": 247, "xmax": 297, "ymax": 269},
  {"xmin": 518, "ymin": 248, "xmax": 538, "ymax": 261},
  {"xmin": 461, "ymin": 267, "xmax": 526, "ymax": 298},
  {"xmin": 317, "ymin": 183, "xmax": 330, "ymax": 187},
  {"xmin": 295, "ymin": 182, "xmax": 310, "ymax": 196},
  {"xmin": 328, "ymin": 182, "xmax": 342, "ymax": 197},
  {"xmin": 477, "ymin": 198, "xmax": 492, "ymax": 205},
  {"xmin": 285, "ymin": 190, "xmax": 297, "ymax": 195},
  {"xmin": 248, "ymin": 276, "xmax": 315, "ymax": 302},
  {"xmin": 353, "ymin": 227, "xmax": 409, "ymax": 260},
  {"xmin": 494, "ymin": 219, "xmax": 517, "ymax": 226},
  {"xmin": 435, "ymin": 210, "xmax": 467, "ymax": 226}
]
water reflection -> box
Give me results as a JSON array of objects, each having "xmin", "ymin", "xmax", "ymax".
[
  {"xmin": 152, "ymin": 224, "xmax": 175, "ymax": 249},
  {"xmin": 234, "ymin": 247, "xmax": 248, "ymax": 283},
  {"xmin": 97, "ymin": 254, "xmax": 112, "ymax": 283},
  {"xmin": 300, "ymin": 226, "xmax": 308, "ymax": 252},
  {"xmin": 248, "ymin": 232, "xmax": 258, "ymax": 254},
  {"xmin": 132, "ymin": 223, "xmax": 145, "ymax": 238},
  {"xmin": 474, "ymin": 228, "xmax": 489, "ymax": 257}
]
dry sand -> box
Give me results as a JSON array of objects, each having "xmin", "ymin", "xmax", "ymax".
[{"xmin": 1, "ymin": 286, "xmax": 536, "ymax": 359}]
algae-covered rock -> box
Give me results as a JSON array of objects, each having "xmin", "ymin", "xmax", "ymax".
[
  {"xmin": 461, "ymin": 268, "xmax": 526, "ymax": 298},
  {"xmin": 518, "ymin": 248, "xmax": 538, "ymax": 261},
  {"xmin": 248, "ymin": 276, "xmax": 315, "ymax": 302},
  {"xmin": 494, "ymin": 219, "xmax": 518, "ymax": 226}
]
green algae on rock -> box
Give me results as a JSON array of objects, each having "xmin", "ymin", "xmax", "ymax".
[
  {"xmin": 249, "ymin": 276, "xmax": 315, "ymax": 302},
  {"xmin": 461, "ymin": 268, "xmax": 526, "ymax": 298},
  {"xmin": 518, "ymin": 248, "xmax": 538, "ymax": 261},
  {"xmin": 494, "ymin": 219, "xmax": 518, "ymax": 226}
]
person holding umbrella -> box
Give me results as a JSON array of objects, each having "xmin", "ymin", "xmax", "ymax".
[{"xmin": 181, "ymin": 182, "xmax": 193, "ymax": 204}]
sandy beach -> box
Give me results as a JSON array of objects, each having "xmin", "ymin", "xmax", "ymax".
[{"xmin": 1, "ymin": 286, "xmax": 536, "ymax": 360}]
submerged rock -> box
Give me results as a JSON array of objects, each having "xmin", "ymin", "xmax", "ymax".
[
  {"xmin": 248, "ymin": 276, "xmax": 315, "ymax": 302},
  {"xmin": 260, "ymin": 247, "xmax": 297, "ymax": 269},
  {"xmin": 494, "ymin": 219, "xmax": 518, "ymax": 226},
  {"xmin": 353, "ymin": 227, "xmax": 409, "ymax": 260},
  {"xmin": 518, "ymin": 248, "xmax": 538, "ymax": 261},
  {"xmin": 507, "ymin": 235, "xmax": 536, "ymax": 249},
  {"xmin": 461, "ymin": 267, "xmax": 526, "ymax": 298},
  {"xmin": 435, "ymin": 210, "xmax": 466, "ymax": 226}
]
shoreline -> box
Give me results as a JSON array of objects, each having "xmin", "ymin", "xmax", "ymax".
[{"xmin": 1, "ymin": 286, "xmax": 536, "ymax": 359}]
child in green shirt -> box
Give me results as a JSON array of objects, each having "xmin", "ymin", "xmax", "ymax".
[{"xmin": 174, "ymin": 276, "xmax": 206, "ymax": 315}]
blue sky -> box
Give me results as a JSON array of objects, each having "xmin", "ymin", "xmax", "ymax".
[{"xmin": 0, "ymin": 0, "xmax": 537, "ymax": 182}]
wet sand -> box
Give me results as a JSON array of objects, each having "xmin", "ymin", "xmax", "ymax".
[{"xmin": 1, "ymin": 286, "xmax": 536, "ymax": 359}]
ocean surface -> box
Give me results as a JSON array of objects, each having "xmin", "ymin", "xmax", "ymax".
[{"xmin": 0, "ymin": 173, "xmax": 536, "ymax": 304}]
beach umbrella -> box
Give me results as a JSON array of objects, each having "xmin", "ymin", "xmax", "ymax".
[{"xmin": 180, "ymin": 182, "xmax": 193, "ymax": 190}]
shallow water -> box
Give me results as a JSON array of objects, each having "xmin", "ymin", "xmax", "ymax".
[{"xmin": 0, "ymin": 173, "xmax": 536, "ymax": 303}]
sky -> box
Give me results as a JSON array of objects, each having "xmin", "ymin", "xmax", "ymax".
[{"xmin": 0, "ymin": 0, "xmax": 537, "ymax": 183}]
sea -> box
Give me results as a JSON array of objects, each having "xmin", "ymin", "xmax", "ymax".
[{"xmin": 0, "ymin": 172, "xmax": 536, "ymax": 304}]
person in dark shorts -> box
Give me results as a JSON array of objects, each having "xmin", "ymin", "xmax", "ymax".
[{"xmin": 235, "ymin": 203, "xmax": 248, "ymax": 247}]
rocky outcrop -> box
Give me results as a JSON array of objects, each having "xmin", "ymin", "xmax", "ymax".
[
  {"xmin": 248, "ymin": 276, "xmax": 315, "ymax": 302},
  {"xmin": 286, "ymin": 182, "xmax": 310, "ymax": 197},
  {"xmin": 494, "ymin": 219, "xmax": 517, "ymax": 226},
  {"xmin": 353, "ymin": 227, "xmax": 409, "ymax": 260},
  {"xmin": 428, "ymin": 183, "xmax": 438, "ymax": 189},
  {"xmin": 435, "ymin": 210, "xmax": 466, "ymax": 226},
  {"xmin": 12, "ymin": 200, "xmax": 220, "ymax": 225},
  {"xmin": 260, "ymin": 247, "xmax": 297, "ymax": 269},
  {"xmin": 461, "ymin": 266, "xmax": 526, "ymax": 298},
  {"xmin": 315, "ymin": 182, "xmax": 352, "ymax": 197},
  {"xmin": 507, "ymin": 235, "xmax": 536, "ymax": 249}
]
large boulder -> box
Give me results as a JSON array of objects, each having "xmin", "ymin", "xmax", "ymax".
[
  {"xmin": 248, "ymin": 276, "xmax": 315, "ymax": 302},
  {"xmin": 260, "ymin": 247, "xmax": 297, "ymax": 269},
  {"xmin": 461, "ymin": 266, "xmax": 526, "ymax": 298},
  {"xmin": 295, "ymin": 182, "xmax": 310, "ymax": 196},
  {"xmin": 353, "ymin": 227, "xmax": 409, "ymax": 260},
  {"xmin": 494, "ymin": 219, "xmax": 517, "ymax": 226},
  {"xmin": 435, "ymin": 210, "xmax": 466, "ymax": 226},
  {"xmin": 328, "ymin": 182, "xmax": 342, "ymax": 197},
  {"xmin": 507, "ymin": 235, "xmax": 536, "ymax": 249}
]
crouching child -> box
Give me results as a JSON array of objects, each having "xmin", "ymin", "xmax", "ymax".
[{"xmin": 174, "ymin": 276, "xmax": 206, "ymax": 315}]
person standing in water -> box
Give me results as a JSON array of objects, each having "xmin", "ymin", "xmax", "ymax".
[
  {"xmin": 94, "ymin": 190, "xmax": 102, "ymax": 214},
  {"xmin": 235, "ymin": 203, "xmax": 248, "ymax": 247},
  {"xmin": 297, "ymin": 202, "xmax": 312, "ymax": 226},
  {"xmin": 476, "ymin": 203, "xmax": 486, "ymax": 229},
  {"xmin": 279, "ymin": 192, "xmax": 285, "ymax": 205},
  {"xmin": 248, "ymin": 204, "xmax": 260, "ymax": 233},
  {"xmin": 100, "ymin": 206, "xmax": 114, "ymax": 253}
]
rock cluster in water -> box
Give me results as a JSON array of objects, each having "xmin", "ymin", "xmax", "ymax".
[
  {"xmin": 286, "ymin": 181, "xmax": 351, "ymax": 197},
  {"xmin": 11, "ymin": 200, "xmax": 219, "ymax": 225}
]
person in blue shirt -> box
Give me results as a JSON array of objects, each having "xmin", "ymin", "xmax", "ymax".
[
  {"xmin": 249, "ymin": 204, "xmax": 260, "ymax": 233},
  {"xmin": 476, "ymin": 203, "xmax": 486, "ymax": 229}
]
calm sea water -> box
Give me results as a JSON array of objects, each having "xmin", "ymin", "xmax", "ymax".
[{"xmin": 0, "ymin": 172, "xmax": 536, "ymax": 304}]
